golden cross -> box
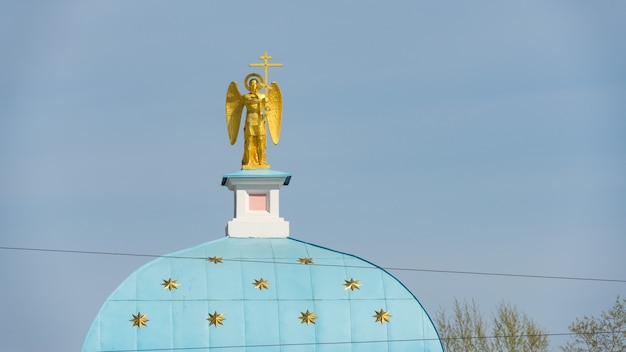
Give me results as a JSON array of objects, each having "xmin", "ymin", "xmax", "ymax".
[{"xmin": 249, "ymin": 51, "xmax": 283, "ymax": 90}]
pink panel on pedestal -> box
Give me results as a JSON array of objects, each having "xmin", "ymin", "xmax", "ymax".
[{"xmin": 249, "ymin": 194, "xmax": 267, "ymax": 211}]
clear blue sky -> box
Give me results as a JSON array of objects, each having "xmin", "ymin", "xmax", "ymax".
[{"xmin": 1, "ymin": 1, "xmax": 624, "ymax": 350}]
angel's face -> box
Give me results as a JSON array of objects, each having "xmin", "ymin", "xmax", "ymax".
[{"xmin": 249, "ymin": 79, "xmax": 259, "ymax": 93}]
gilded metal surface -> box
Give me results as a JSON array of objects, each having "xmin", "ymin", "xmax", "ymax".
[
  {"xmin": 207, "ymin": 311, "xmax": 225, "ymax": 327},
  {"xmin": 252, "ymin": 278, "xmax": 270, "ymax": 290},
  {"xmin": 344, "ymin": 278, "xmax": 361, "ymax": 291},
  {"xmin": 299, "ymin": 310, "xmax": 317, "ymax": 325},
  {"xmin": 161, "ymin": 278, "xmax": 179, "ymax": 291},
  {"xmin": 373, "ymin": 309, "xmax": 391, "ymax": 324},
  {"xmin": 225, "ymin": 82, "xmax": 244, "ymax": 145},
  {"xmin": 226, "ymin": 52, "xmax": 283, "ymax": 169},
  {"xmin": 208, "ymin": 256, "xmax": 223, "ymax": 264},
  {"xmin": 298, "ymin": 257, "xmax": 314, "ymax": 265},
  {"xmin": 266, "ymin": 82, "xmax": 282, "ymax": 145},
  {"xmin": 249, "ymin": 51, "xmax": 283, "ymax": 91},
  {"xmin": 130, "ymin": 312, "xmax": 149, "ymax": 328}
]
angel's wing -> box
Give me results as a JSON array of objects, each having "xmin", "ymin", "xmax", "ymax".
[
  {"xmin": 266, "ymin": 81, "xmax": 282, "ymax": 145},
  {"xmin": 225, "ymin": 82, "xmax": 244, "ymax": 145}
]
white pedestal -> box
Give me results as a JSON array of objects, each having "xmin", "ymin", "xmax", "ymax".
[{"xmin": 221, "ymin": 170, "xmax": 291, "ymax": 238}]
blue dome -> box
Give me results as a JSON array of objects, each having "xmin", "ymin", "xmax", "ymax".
[{"xmin": 83, "ymin": 237, "xmax": 444, "ymax": 351}]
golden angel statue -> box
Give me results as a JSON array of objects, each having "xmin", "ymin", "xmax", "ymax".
[{"xmin": 226, "ymin": 73, "xmax": 282, "ymax": 169}]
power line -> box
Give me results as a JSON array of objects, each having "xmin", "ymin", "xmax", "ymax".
[
  {"xmin": 1, "ymin": 245, "xmax": 625, "ymax": 284},
  {"xmin": 96, "ymin": 330, "xmax": 626, "ymax": 352},
  {"xmin": 385, "ymin": 266, "xmax": 626, "ymax": 283}
]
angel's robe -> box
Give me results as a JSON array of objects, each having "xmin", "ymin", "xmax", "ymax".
[{"xmin": 242, "ymin": 92, "xmax": 267, "ymax": 168}]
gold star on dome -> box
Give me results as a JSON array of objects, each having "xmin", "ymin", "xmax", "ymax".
[
  {"xmin": 299, "ymin": 310, "xmax": 317, "ymax": 326},
  {"xmin": 161, "ymin": 278, "xmax": 179, "ymax": 291},
  {"xmin": 208, "ymin": 256, "xmax": 223, "ymax": 264},
  {"xmin": 130, "ymin": 312, "xmax": 149, "ymax": 328},
  {"xmin": 252, "ymin": 278, "xmax": 270, "ymax": 290},
  {"xmin": 207, "ymin": 311, "xmax": 225, "ymax": 327},
  {"xmin": 298, "ymin": 257, "xmax": 314, "ymax": 265},
  {"xmin": 373, "ymin": 309, "xmax": 391, "ymax": 325},
  {"xmin": 344, "ymin": 278, "xmax": 361, "ymax": 291}
]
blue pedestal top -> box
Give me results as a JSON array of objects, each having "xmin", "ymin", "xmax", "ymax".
[{"xmin": 222, "ymin": 169, "xmax": 292, "ymax": 186}]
